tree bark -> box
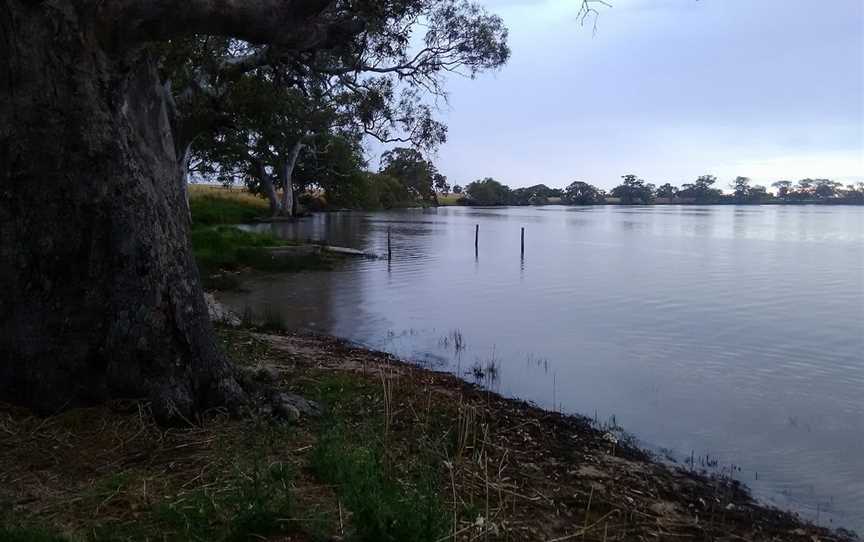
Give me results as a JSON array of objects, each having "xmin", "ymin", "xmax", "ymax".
[
  {"xmin": 258, "ymin": 162, "xmax": 282, "ymax": 217},
  {"xmin": 280, "ymin": 142, "xmax": 304, "ymax": 217},
  {"xmin": 0, "ymin": 0, "xmax": 248, "ymax": 420},
  {"xmin": 179, "ymin": 142, "xmax": 194, "ymax": 223},
  {"xmin": 99, "ymin": 0, "xmax": 350, "ymax": 49}
]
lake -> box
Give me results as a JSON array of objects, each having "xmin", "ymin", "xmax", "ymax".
[{"xmin": 220, "ymin": 205, "xmax": 864, "ymax": 531}]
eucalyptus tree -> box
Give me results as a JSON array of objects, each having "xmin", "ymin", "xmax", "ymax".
[
  {"xmin": 748, "ymin": 185, "xmax": 770, "ymax": 202},
  {"xmin": 380, "ymin": 147, "xmax": 446, "ymax": 204},
  {"xmin": 813, "ymin": 179, "xmax": 842, "ymax": 199},
  {"xmin": 656, "ymin": 183, "xmax": 678, "ymax": 199},
  {"xmin": 731, "ymin": 176, "xmax": 752, "ymax": 203},
  {"xmin": 192, "ymin": 69, "xmax": 365, "ymax": 216},
  {"xmin": 0, "ymin": 0, "xmax": 508, "ymax": 420},
  {"xmin": 465, "ymin": 178, "xmax": 513, "ymax": 205},
  {"xmin": 562, "ymin": 181, "xmax": 605, "ymax": 205},
  {"xmin": 772, "ymin": 180, "xmax": 793, "ymax": 198},
  {"xmin": 182, "ymin": 0, "xmax": 509, "ymax": 216},
  {"xmin": 611, "ymin": 174, "xmax": 655, "ymax": 205},
  {"xmin": 679, "ymin": 175, "xmax": 722, "ymax": 203}
]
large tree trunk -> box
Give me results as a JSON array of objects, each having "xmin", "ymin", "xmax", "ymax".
[{"xmin": 0, "ymin": 1, "xmax": 245, "ymax": 420}]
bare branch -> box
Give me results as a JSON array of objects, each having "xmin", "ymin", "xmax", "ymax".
[{"xmin": 577, "ymin": 0, "xmax": 612, "ymax": 34}]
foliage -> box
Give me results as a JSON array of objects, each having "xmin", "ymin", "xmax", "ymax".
[
  {"xmin": 656, "ymin": 183, "xmax": 678, "ymax": 199},
  {"xmin": 679, "ymin": 175, "xmax": 723, "ymax": 203},
  {"xmin": 169, "ymin": 1, "xmax": 510, "ymax": 213},
  {"xmin": 380, "ymin": 147, "xmax": 445, "ymax": 204},
  {"xmin": 465, "ymin": 177, "xmax": 512, "ymax": 205},
  {"xmin": 434, "ymin": 175, "xmax": 451, "ymax": 195},
  {"xmin": 731, "ymin": 176, "xmax": 752, "ymax": 202},
  {"xmin": 325, "ymin": 171, "xmax": 417, "ymax": 209},
  {"xmin": 770, "ymin": 178, "xmax": 861, "ymax": 202},
  {"xmin": 511, "ymin": 184, "xmax": 560, "ymax": 205},
  {"xmin": 610, "ymin": 174, "xmax": 655, "ymax": 205},
  {"xmin": 562, "ymin": 181, "xmax": 605, "ymax": 205},
  {"xmin": 772, "ymin": 180, "xmax": 793, "ymax": 198}
]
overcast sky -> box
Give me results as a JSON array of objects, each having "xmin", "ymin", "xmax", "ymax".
[{"xmin": 396, "ymin": 0, "xmax": 863, "ymax": 191}]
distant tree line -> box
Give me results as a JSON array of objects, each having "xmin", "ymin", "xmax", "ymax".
[
  {"xmin": 453, "ymin": 174, "xmax": 864, "ymax": 206},
  {"xmin": 208, "ymin": 131, "xmax": 864, "ymax": 209}
]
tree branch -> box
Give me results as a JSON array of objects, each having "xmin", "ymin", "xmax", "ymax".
[{"xmin": 100, "ymin": 0, "xmax": 363, "ymax": 51}]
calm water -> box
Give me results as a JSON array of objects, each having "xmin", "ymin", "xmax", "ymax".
[{"xmin": 222, "ymin": 205, "xmax": 864, "ymax": 531}]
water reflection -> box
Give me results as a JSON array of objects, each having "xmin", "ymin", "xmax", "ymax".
[{"xmin": 225, "ymin": 205, "xmax": 864, "ymax": 532}]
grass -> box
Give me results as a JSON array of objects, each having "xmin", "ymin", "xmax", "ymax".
[
  {"xmin": 3, "ymin": 329, "xmax": 855, "ymax": 541},
  {"xmin": 192, "ymin": 225, "xmax": 287, "ymax": 268},
  {"xmin": 151, "ymin": 460, "xmax": 295, "ymax": 542},
  {"xmin": 437, "ymin": 193, "xmax": 465, "ymax": 206},
  {"xmin": 189, "ymin": 185, "xmax": 269, "ymax": 226},
  {"xmin": 311, "ymin": 423, "xmax": 447, "ymax": 542},
  {"xmin": 191, "ymin": 226, "xmax": 334, "ymax": 289},
  {"xmin": 189, "ymin": 186, "xmax": 338, "ymax": 289},
  {"xmin": 0, "ymin": 398, "xmax": 327, "ymax": 542},
  {"xmin": 305, "ymin": 374, "xmax": 448, "ymax": 542}
]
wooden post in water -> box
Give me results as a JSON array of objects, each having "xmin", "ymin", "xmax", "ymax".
[
  {"xmin": 521, "ymin": 227, "xmax": 525, "ymax": 256},
  {"xmin": 387, "ymin": 227, "xmax": 392, "ymax": 261},
  {"xmin": 474, "ymin": 224, "xmax": 479, "ymax": 253}
]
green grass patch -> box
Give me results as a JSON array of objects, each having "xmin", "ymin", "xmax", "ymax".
[
  {"xmin": 192, "ymin": 226, "xmax": 287, "ymax": 266},
  {"xmin": 304, "ymin": 374, "xmax": 447, "ymax": 542},
  {"xmin": 311, "ymin": 424, "xmax": 447, "ymax": 542},
  {"xmin": 192, "ymin": 226, "xmax": 335, "ymax": 289},
  {"xmin": 148, "ymin": 461, "xmax": 295, "ymax": 542},
  {"xmin": 191, "ymin": 194, "xmax": 267, "ymax": 226}
]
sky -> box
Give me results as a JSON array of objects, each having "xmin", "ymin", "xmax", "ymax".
[{"xmin": 377, "ymin": 0, "xmax": 864, "ymax": 191}]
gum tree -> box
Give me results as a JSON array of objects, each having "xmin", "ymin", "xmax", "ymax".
[
  {"xmin": 0, "ymin": 0, "xmax": 507, "ymax": 420},
  {"xmin": 178, "ymin": 0, "xmax": 510, "ymax": 217}
]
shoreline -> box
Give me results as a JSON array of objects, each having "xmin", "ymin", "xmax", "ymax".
[
  {"xmin": 2, "ymin": 325, "xmax": 858, "ymax": 540},
  {"xmin": 262, "ymin": 329, "xmax": 860, "ymax": 541}
]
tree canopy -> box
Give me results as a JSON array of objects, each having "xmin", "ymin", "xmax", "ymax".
[
  {"xmin": 610, "ymin": 175, "xmax": 655, "ymax": 205},
  {"xmin": 465, "ymin": 178, "xmax": 513, "ymax": 205},
  {"xmin": 169, "ymin": 0, "xmax": 510, "ymax": 215},
  {"xmin": 562, "ymin": 181, "xmax": 605, "ymax": 205}
]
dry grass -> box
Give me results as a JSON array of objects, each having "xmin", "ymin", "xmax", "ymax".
[
  {"xmin": 0, "ymin": 400, "xmax": 338, "ymax": 540},
  {"xmin": 189, "ymin": 184, "xmax": 270, "ymax": 209}
]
